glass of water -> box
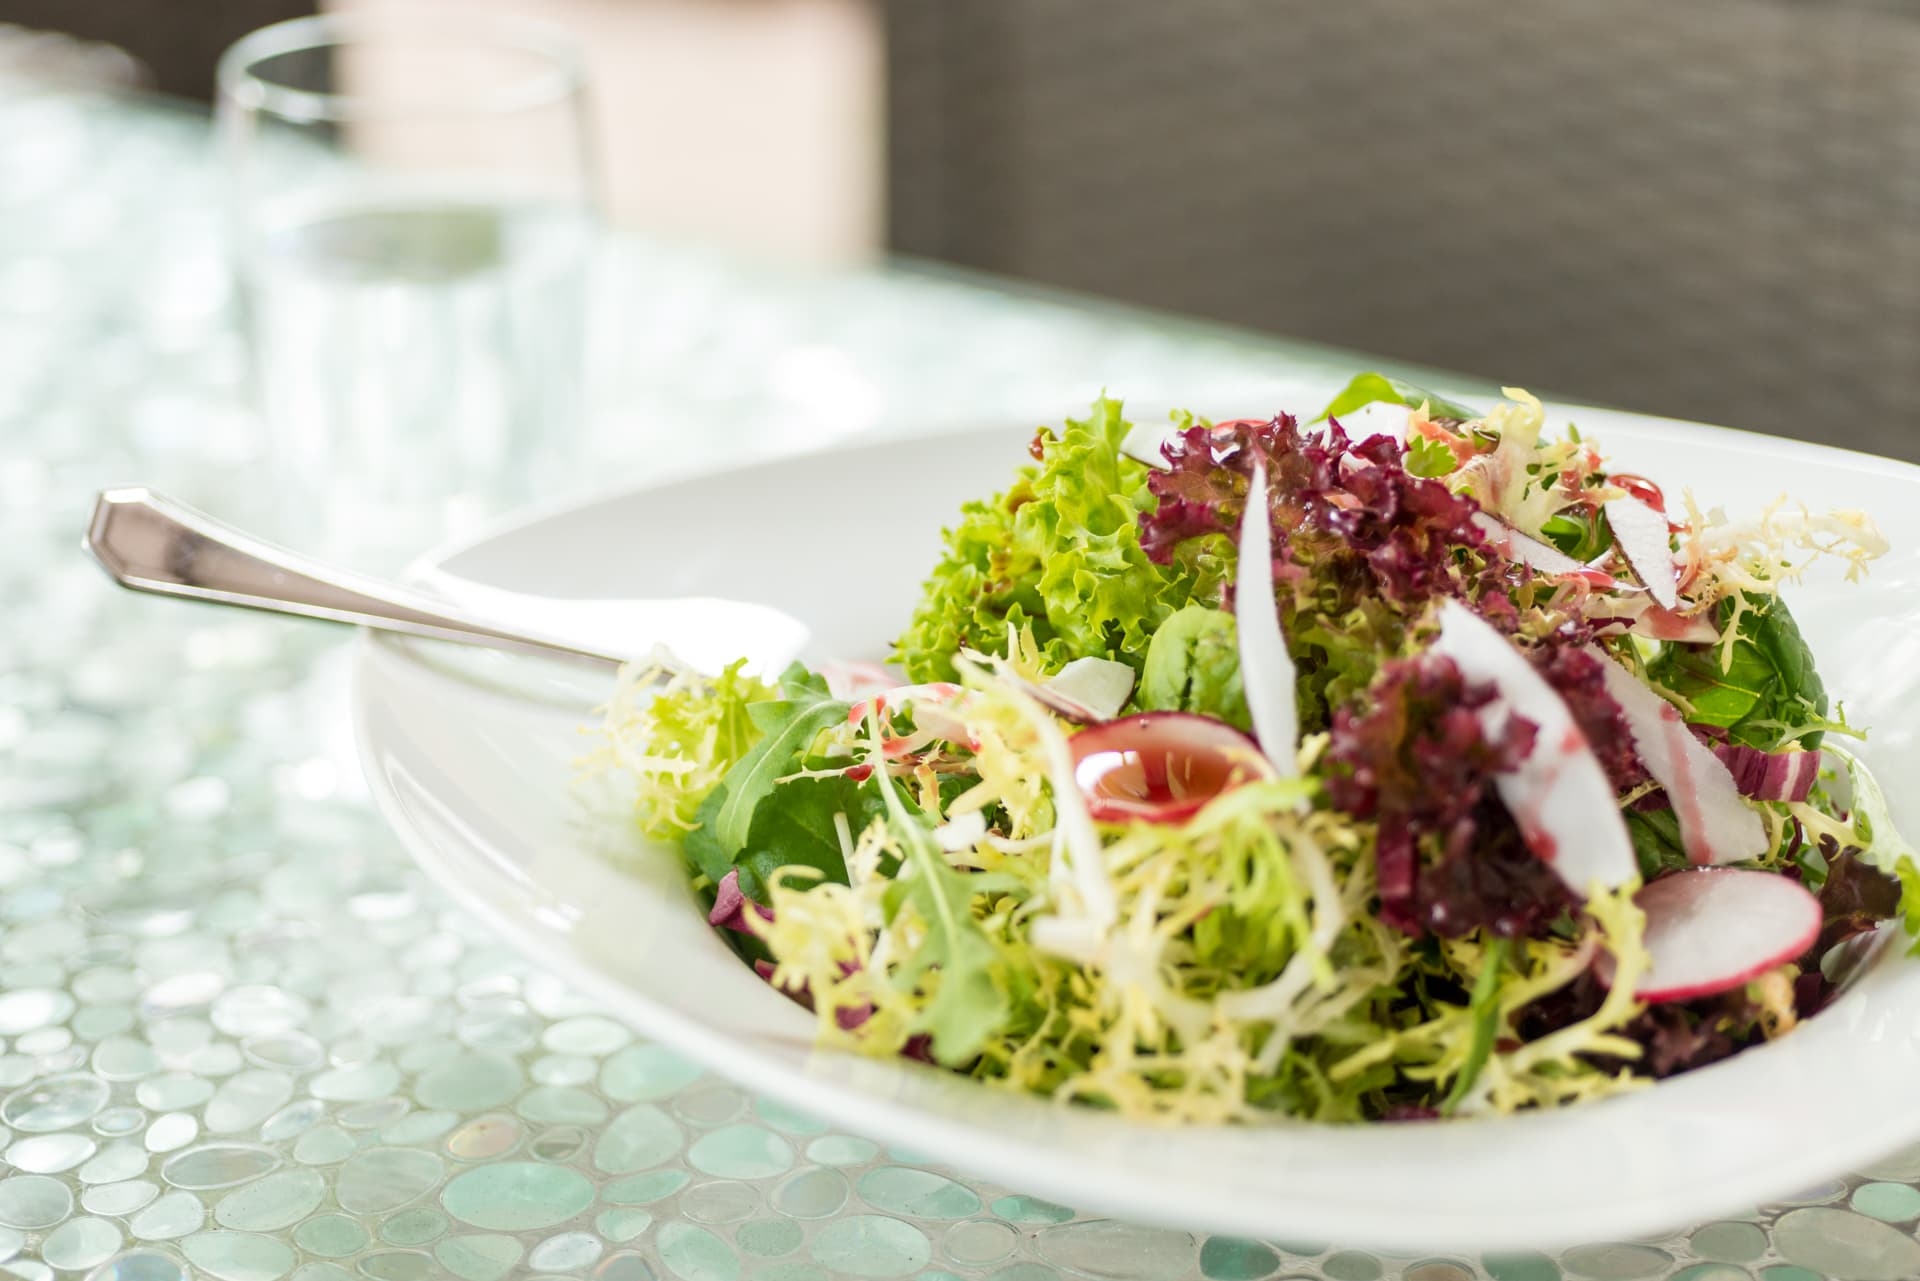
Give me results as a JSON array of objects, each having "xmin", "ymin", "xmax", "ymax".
[{"xmin": 217, "ymin": 13, "xmax": 596, "ymax": 563}]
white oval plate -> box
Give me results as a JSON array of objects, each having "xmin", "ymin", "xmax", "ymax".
[{"xmin": 352, "ymin": 397, "xmax": 1920, "ymax": 1253}]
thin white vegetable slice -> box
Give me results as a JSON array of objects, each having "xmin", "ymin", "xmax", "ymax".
[
  {"xmin": 1605, "ymin": 495, "xmax": 1680, "ymax": 608},
  {"xmin": 1622, "ymin": 868, "xmax": 1821, "ymax": 1003},
  {"xmin": 1328, "ymin": 400, "xmax": 1411, "ymax": 444},
  {"xmin": 1042, "ymin": 657, "xmax": 1136, "ymax": 722},
  {"xmin": 1429, "ymin": 600, "xmax": 1635, "ymax": 892},
  {"xmin": 1469, "ymin": 511, "xmax": 1600, "ymax": 580},
  {"xmin": 1236, "ymin": 461, "xmax": 1298, "ymax": 775},
  {"xmin": 1594, "ymin": 651, "xmax": 1767, "ymax": 866}
]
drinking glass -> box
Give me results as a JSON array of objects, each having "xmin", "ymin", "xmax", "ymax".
[{"xmin": 217, "ymin": 13, "xmax": 597, "ymax": 563}]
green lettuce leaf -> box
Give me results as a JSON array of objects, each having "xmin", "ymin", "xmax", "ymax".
[
  {"xmin": 1314, "ymin": 372, "xmax": 1479, "ymax": 424},
  {"xmin": 894, "ymin": 397, "xmax": 1198, "ymax": 683},
  {"xmin": 1138, "ymin": 605, "xmax": 1250, "ymax": 729}
]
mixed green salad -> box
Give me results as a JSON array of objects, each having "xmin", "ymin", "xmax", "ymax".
[{"xmin": 587, "ymin": 376, "xmax": 1919, "ymax": 1122}]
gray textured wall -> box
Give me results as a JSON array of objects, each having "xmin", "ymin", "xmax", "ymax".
[{"xmin": 889, "ymin": 0, "xmax": 1920, "ymax": 458}]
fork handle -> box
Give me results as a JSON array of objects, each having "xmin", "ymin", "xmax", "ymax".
[{"xmin": 82, "ymin": 486, "xmax": 625, "ymax": 670}]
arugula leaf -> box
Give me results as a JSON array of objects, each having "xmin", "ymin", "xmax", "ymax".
[
  {"xmin": 686, "ymin": 773, "xmax": 886, "ymax": 900},
  {"xmin": 867, "ymin": 740, "xmax": 1009, "ymax": 1064},
  {"xmin": 1646, "ymin": 598, "xmax": 1829, "ymax": 748},
  {"xmin": 1314, "ymin": 371, "xmax": 1479, "ymax": 424},
  {"xmin": 1441, "ymin": 937, "xmax": 1510, "ymax": 1114},
  {"xmin": 711, "ymin": 664, "xmax": 848, "ymax": 852},
  {"xmin": 1138, "ymin": 605, "xmax": 1250, "ymax": 729}
]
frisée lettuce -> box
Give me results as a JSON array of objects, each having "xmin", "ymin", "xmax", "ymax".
[{"xmin": 586, "ymin": 375, "xmax": 1918, "ymax": 1123}]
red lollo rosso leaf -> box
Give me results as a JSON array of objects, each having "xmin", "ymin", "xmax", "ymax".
[
  {"xmin": 1141, "ymin": 413, "xmax": 1488, "ymax": 620},
  {"xmin": 709, "ymin": 869, "xmax": 775, "ymax": 934},
  {"xmin": 1325, "ymin": 651, "xmax": 1575, "ymax": 937},
  {"xmin": 1529, "ymin": 646, "xmax": 1647, "ymax": 795}
]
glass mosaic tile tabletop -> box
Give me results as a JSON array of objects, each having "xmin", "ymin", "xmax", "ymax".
[{"xmin": 3, "ymin": 82, "xmax": 1919, "ymax": 1281}]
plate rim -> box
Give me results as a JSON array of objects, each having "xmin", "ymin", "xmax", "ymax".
[{"xmin": 352, "ymin": 397, "xmax": 1920, "ymax": 1253}]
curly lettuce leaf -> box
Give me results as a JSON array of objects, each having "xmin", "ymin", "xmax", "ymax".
[
  {"xmin": 895, "ymin": 397, "xmax": 1199, "ymax": 683},
  {"xmin": 593, "ymin": 658, "xmax": 778, "ymax": 841}
]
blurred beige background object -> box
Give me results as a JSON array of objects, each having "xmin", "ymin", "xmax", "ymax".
[{"xmin": 327, "ymin": 0, "xmax": 884, "ymax": 267}]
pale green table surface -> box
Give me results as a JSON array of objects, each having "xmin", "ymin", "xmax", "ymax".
[{"xmin": 2, "ymin": 82, "xmax": 1917, "ymax": 1281}]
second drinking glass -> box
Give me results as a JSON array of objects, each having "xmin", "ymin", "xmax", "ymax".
[{"xmin": 217, "ymin": 12, "xmax": 598, "ymax": 564}]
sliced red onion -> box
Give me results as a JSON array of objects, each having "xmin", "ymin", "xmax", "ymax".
[
  {"xmin": 1604, "ymin": 495, "xmax": 1679, "ymax": 609},
  {"xmin": 1613, "ymin": 868, "xmax": 1821, "ymax": 1003},
  {"xmin": 1595, "ymin": 651, "xmax": 1766, "ymax": 866},
  {"xmin": 1068, "ymin": 712, "xmax": 1272, "ymax": 824},
  {"xmin": 1711, "ymin": 742, "xmax": 1821, "ymax": 803},
  {"xmin": 1429, "ymin": 602, "xmax": 1635, "ymax": 892},
  {"xmin": 1236, "ymin": 462, "xmax": 1299, "ymax": 775},
  {"xmin": 1043, "ymin": 657, "xmax": 1135, "ymax": 722}
]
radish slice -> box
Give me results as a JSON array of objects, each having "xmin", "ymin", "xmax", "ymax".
[
  {"xmin": 1069, "ymin": 712, "xmax": 1274, "ymax": 824},
  {"xmin": 1043, "ymin": 657, "xmax": 1135, "ymax": 722},
  {"xmin": 1236, "ymin": 462, "xmax": 1299, "ymax": 774},
  {"xmin": 1623, "ymin": 868, "xmax": 1821, "ymax": 1003},
  {"xmin": 1594, "ymin": 652, "xmax": 1766, "ymax": 866},
  {"xmin": 1712, "ymin": 742, "xmax": 1821, "ymax": 803},
  {"xmin": 1429, "ymin": 601, "xmax": 1635, "ymax": 892},
  {"xmin": 1605, "ymin": 495, "xmax": 1679, "ymax": 609},
  {"xmin": 1328, "ymin": 400, "xmax": 1410, "ymax": 444}
]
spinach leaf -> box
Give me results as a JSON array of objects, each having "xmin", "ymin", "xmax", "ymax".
[
  {"xmin": 1748, "ymin": 598, "xmax": 1827, "ymax": 747},
  {"xmin": 1643, "ymin": 603, "xmax": 1835, "ymax": 752},
  {"xmin": 1139, "ymin": 605, "xmax": 1250, "ymax": 729},
  {"xmin": 711, "ymin": 663, "xmax": 848, "ymax": 852},
  {"xmin": 1646, "ymin": 633, "xmax": 1775, "ymax": 731},
  {"xmin": 1646, "ymin": 598, "xmax": 1829, "ymax": 749},
  {"xmin": 1314, "ymin": 371, "xmax": 1480, "ymax": 425}
]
